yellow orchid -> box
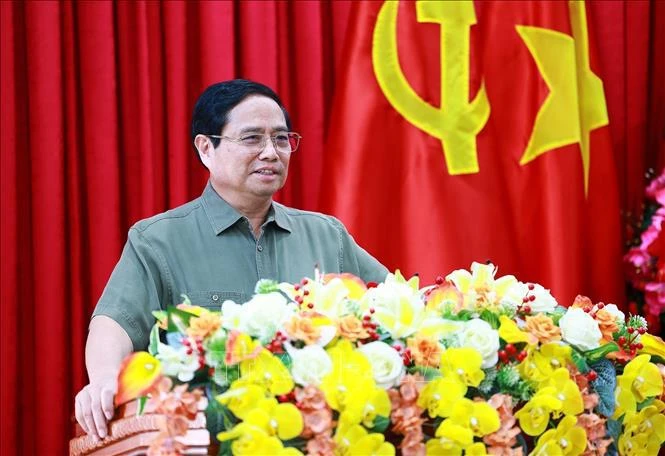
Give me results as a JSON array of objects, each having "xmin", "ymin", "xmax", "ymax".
[
  {"xmin": 613, "ymin": 380, "xmax": 638, "ymax": 421},
  {"xmin": 499, "ymin": 315, "xmax": 533, "ymax": 345},
  {"xmin": 637, "ymin": 333, "xmax": 665, "ymax": 358},
  {"xmin": 320, "ymin": 340, "xmax": 374, "ymax": 412},
  {"xmin": 449, "ymin": 398, "xmax": 500, "ymax": 437},
  {"xmin": 544, "ymin": 368, "xmax": 584, "ymax": 417},
  {"xmin": 514, "ymin": 387, "xmax": 563, "ymax": 436},
  {"xmin": 240, "ymin": 349, "xmax": 294, "ymax": 396},
  {"xmin": 519, "ymin": 343, "xmax": 572, "ymax": 386},
  {"xmin": 242, "ymin": 398, "xmax": 304, "ymax": 440},
  {"xmin": 341, "ymin": 386, "xmax": 391, "ymax": 428},
  {"xmin": 618, "ymin": 429, "xmax": 662, "ymax": 456},
  {"xmin": 439, "ymin": 347, "xmax": 485, "ymax": 387},
  {"xmin": 531, "ymin": 415, "xmax": 586, "ymax": 456},
  {"xmin": 215, "ymin": 380, "xmax": 266, "ymax": 420},
  {"xmin": 417, "ymin": 376, "xmax": 467, "ymax": 418},
  {"xmin": 426, "ymin": 419, "xmax": 474, "ymax": 455},
  {"xmin": 617, "ymin": 354, "xmax": 664, "ymax": 402},
  {"xmin": 623, "ymin": 400, "xmax": 665, "ymax": 446},
  {"xmin": 217, "ymin": 424, "xmax": 303, "ymax": 455},
  {"xmin": 115, "ymin": 351, "xmax": 161, "ymax": 406},
  {"xmin": 465, "ymin": 442, "xmax": 488, "ymax": 455},
  {"xmin": 333, "ymin": 423, "xmax": 395, "ymax": 455}
]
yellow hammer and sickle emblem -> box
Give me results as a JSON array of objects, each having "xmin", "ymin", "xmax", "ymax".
[{"xmin": 372, "ymin": 0, "xmax": 490, "ymax": 175}]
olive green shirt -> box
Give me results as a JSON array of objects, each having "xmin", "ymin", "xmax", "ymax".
[{"xmin": 93, "ymin": 182, "xmax": 388, "ymax": 350}]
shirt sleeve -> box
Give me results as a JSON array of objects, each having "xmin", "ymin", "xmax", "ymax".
[
  {"xmin": 332, "ymin": 217, "xmax": 389, "ymax": 284},
  {"xmin": 91, "ymin": 227, "xmax": 169, "ymax": 351}
]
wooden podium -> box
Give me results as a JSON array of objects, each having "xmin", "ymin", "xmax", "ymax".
[{"xmin": 69, "ymin": 399, "xmax": 211, "ymax": 456}]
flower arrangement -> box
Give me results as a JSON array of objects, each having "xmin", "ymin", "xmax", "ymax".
[
  {"xmin": 624, "ymin": 169, "xmax": 665, "ymax": 335},
  {"xmin": 117, "ymin": 263, "xmax": 665, "ymax": 455}
]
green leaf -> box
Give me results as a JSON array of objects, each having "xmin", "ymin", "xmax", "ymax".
[
  {"xmin": 571, "ymin": 350, "xmax": 589, "ymax": 373},
  {"xmin": 585, "ymin": 342, "xmax": 620, "ymax": 363},
  {"xmin": 275, "ymin": 352, "xmax": 292, "ymax": 370},
  {"xmin": 148, "ymin": 323, "xmax": 160, "ymax": 356},
  {"xmin": 167, "ymin": 305, "xmax": 197, "ymax": 333},
  {"xmin": 479, "ymin": 309, "xmax": 500, "ymax": 329},
  {"xmin": 136, "ymin": 396, "xmax": 148, "ymax": 416},
  {"xmin": 409, "ymin": 366, "xmax": 442, "ymax": 381},
  {"xmin": 368, "ymin": 415, "xmax": 390, "ymax": 433},
  {"xmin": 254, "ymin": 279, "xmax": 280, "ymax": 294},
  {"xmin": 637, "ymin": 396, "xmax": 655, "ymax": 411}
]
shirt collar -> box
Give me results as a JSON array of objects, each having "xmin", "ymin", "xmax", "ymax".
[{"xmin": 201, "ymin": 181, "xmax": 292, "ymax": 234}]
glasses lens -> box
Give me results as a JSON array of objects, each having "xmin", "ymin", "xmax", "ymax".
[{"xmin": 286, "ymin": 133, "xmax": 300, "ymax": 152}]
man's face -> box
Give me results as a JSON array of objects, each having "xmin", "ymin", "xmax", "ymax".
[{"xmin": 201, "ymin": 95, "xmax": 290, "ymax": 206}]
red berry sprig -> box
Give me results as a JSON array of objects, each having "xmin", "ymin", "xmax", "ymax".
[
  {"xmin": 498, "ymin": 343, "xmax": 527, "ymax": 364},
  {"xmin": 268, "ymin": 330, "xmax": 287, "ymax": 354}
]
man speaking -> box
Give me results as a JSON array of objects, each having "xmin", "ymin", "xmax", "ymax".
[{"xmin": 74, "ymin": 79, "xmax": 388, "ymax": 439}]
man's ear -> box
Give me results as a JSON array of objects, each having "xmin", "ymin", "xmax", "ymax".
[{"xmin": 194, "ymin": 134, "xmax": 214, "ymax": 168}]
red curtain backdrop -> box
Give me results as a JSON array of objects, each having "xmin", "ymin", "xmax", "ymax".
[{"xmin": 0, "ymin": 1, "xmax": 662, "ymax": 454}]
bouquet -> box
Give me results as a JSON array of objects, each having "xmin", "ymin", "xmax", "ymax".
[{"xmin": 116, "ymin": 262, "xmax": 665, "ymax": 455}]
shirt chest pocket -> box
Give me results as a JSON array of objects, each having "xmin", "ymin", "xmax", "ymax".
[{"xmin": 182, "ymin": 290, "xmax": 248, "ymax": 310}]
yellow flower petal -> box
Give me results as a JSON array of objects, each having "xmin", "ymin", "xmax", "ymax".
[{"xmin": 115, "ymin": 352, "xmax": 161, "ymax": 406}]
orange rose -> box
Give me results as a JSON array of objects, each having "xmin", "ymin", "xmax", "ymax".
[
  {"xmin": 406, "ymin": 335, "xmax": 442, "ymax": 368},
  {"xmin": 572, "ymin": 295, "xmax": 593, "ymax": 309},
  {"xmin": 284, "ymin": 315, "xmax": 322, "ymax": 345},
  {"xmin": 594, "ymin": 308, "xmax": 619, "ymax": 341},
  {"xmin": 186, "ymin": 312, "xmax": 221, "ymax": 339},
  {"xmin": 524, "ymin": 313, "xmax": 561, "ymax": 344},
  {"xmin": 337, "ymin": 315, "xmax": 369, "ymax": 342}
]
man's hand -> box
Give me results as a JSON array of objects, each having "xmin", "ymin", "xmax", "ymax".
[
  {"xmin": 74, "ymin": 378, "xmax": 117, "ymax": 440},
  {"xmin": 75, "ymin": 315, "xmax": 133, "ymax": 439}
]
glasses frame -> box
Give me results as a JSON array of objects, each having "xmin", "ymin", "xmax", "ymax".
[{"xmin": 207, "ymin": 132, "xmax": 302, "ymax": 154}]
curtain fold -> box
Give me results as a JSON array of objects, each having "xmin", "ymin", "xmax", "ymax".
[{"xmin": 0, "ymin": 1, "xmax": 661, "ymax": 454}]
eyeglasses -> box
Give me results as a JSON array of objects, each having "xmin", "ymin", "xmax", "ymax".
[{"xmin": 208, "ymin": 132, "xmax": 302, "ymax": 154}]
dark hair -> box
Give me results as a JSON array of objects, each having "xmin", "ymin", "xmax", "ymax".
[{"xmin": 190, "ymin": 79, "xmax": 291, "ymax": 160}]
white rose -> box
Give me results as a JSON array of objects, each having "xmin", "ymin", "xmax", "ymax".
[
  {"xmin": 221, "ymin": 292, "xmax": 296, "ymax": 342},
  {"xmin": 285, "ymin": 344, "xmax": 332, "ymax": 387},
  {"xmin": 526, "ymin": 284, "xmax": 558, "ymax": 313},
  {"xmin": 601, "ymin": 304, "xmax": 625, "ymax": 323},
  {"xmin": 559, "ymin": 308, "xmax": 602, "ymax": 351},
  {"xmin": 156, "ymin": 343, "xmax": 200, "ymax": 382},
  {"xmin": 357, "ymin": 341, "xmax": 405, "ymax": 389},
  {"xmin": 459, "ymin": 319, "xmax": 500, "ymax": 368}
]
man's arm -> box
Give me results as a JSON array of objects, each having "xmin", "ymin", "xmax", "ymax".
[{"xmin": 74, "ymin": 316, "xmax": 133, "ymax": 440}]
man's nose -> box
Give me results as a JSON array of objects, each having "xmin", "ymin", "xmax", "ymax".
[{"xmin": 258, "ymin": 137, "xmax": 279, "ymax": 159}]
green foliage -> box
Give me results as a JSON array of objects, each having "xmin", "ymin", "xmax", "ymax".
[
  {"xmin": 148, "ymin": 323, "xmax": 160, "ymax": 356},
  {"xmin": 442, "ymin": 308, "xmax": 474, "ymax": 321},
  {"xmin": 254, "ymin": 279, "xmax": 280, "ymax": 294},
  {"xmin": 206, "ymin": 384, "xmax": 238, "ymax": 445},
  {"xmin": 585, "ymin": 342, "xmax": 619, "ymax": 364},
  {"xmin": 136, "ymin": 396, "xmax": 148, "ymax": 416},
  {"xmin": 589, "ymin": 358, "xmax": 616, "ymax": 417},
  {"xmin": 204, "ymin": 329, "xmax": 228, "ymax": 368},
  {"xmin": 369, "ymin": 415, "xmax": 391, "ymax": 433},
  {"xmin": 571, "ymin": 349, "xmax": 590, "ymax": 373},
  {"xmin": 495, "ymin": 365, "xmax": 534, "ymax": 401},
  {"xmin": 478, "ymin": 368, "xmax": 498, "ymax": 395},
  {"xmin": 409, "ymin": 366, "xmax": 442, "ymax": 381},
  {"xmin": 167, "ymin": 305, "xmax": 197, "ymax": 333},
  {"xmin": 479, "ymin": 309, "xmax": 500, "ymax": 329}
]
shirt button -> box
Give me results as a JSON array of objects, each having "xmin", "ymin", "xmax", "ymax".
[
  {"xmin": 212, "ymin": 294, "xmax": 219, "ymax": 302},
  {"xmin": 257, "ymin": 245, "xmax": 263, "ymax": 252}
]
